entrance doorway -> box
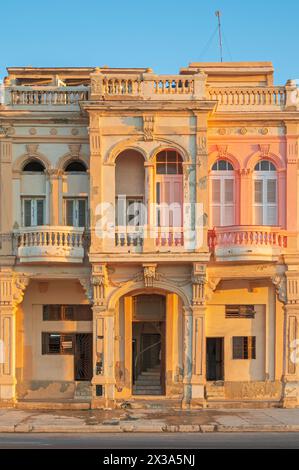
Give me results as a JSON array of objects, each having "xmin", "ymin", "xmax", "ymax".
[
  {"xmin": 206, "ymin": 337, "xmax": 224, "ymax": 381},
  {"xmin": 132, "ymin": 294, "xmax": 166, "ymax": 396},
  {"xmin": 74, "ymin": 333, "xmax": 92, "ymax": 381}
]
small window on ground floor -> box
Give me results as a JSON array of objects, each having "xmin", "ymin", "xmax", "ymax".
[
  {"xmin": 43, "ymin": 305, "xmax": 92, "ymax": 321},
  {"xmin": 226, "ymin": 305, "xmax": 255, "ymax": 319},
  {"xmin": 42, "ymin": 333, "xmax": 74, "ymax": 355},
  {"xmin": 232, "ymin": 336, "xmax": 256, "ymax": 359}
]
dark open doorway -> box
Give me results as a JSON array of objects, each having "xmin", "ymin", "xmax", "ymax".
[{"xmin": 206, "ymin": 337, "xmax": 224, "ymax": 381}]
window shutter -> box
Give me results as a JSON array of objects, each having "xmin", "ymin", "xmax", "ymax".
[
  {"xmin": 254, "ymin": 206, "xmax": 263, "ymax": 225},
  {"xmin": 224, "ymin": 206, "xmax": 234, "ymax": 226},
  {"xmin": 78, "ymin": 199, "xmax": 86, "ymax": 227},
  {"xmin": 224, "ymin": 179, "xmax": 234, "ymax": 203},
  {"xmin": 267, "ymin": 206, "xmax": 277, "ymax": 226},
  {"xmin": 254, "ymin": 180, "xmax": 263, "ymax": 203},
  {"xmin": 212, "ymin": 179, "xmax": 221, "ymax": 203},
  {"xmin": 66, "ymin": 200, "xmax": 74, "ymax": 226},
  {"xmin": 267, "ymin": 179, "xmax": 277, "ymax": 204},
  {"xmin": 24, "ymin": 200, "xmax": 32, "ymax": 227},
  {"xmin": 212, "ymin": 206, "xmax": 221, "ymax": 227},
  {"xmin": 36, "ymin": 199, "xmax": 44, "ymax": 226}
]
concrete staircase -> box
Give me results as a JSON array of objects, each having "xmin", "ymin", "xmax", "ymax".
[
  {"xmin": 133, "ymin": 365, "xmax": 162, "ymax": 396},
  {"xmin": 205, "ymin": 381, "xmax": 225, "ymax": 400}
]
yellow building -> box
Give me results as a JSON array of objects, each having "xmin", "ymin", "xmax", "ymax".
[{"xmin": 0, "ymin": 62, "xmax": 299, "ymax": 409}]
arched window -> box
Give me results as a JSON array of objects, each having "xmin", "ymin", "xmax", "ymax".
[
  {"xmin": 210, "ymin": 159, "xmax": 235, "ymax": 227},
  {"xmin": 22, "ymin": 159, "xmax": 45, "ymax": 172},
  {"xmin": 253, "ymin": 160, "xmax": 277, "ymax": 225},
  {"xmin": 64, "ymin": 161, "xmax": 87, "ymax": 172}
]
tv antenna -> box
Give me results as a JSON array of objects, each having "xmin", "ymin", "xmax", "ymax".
[{"xmin": 215, "ymin": 10, "xmax": 223, "ymax": 62}]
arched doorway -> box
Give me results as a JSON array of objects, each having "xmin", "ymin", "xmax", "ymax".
[
  {"xmin": 132, "ymin": 294, "xmax": 166, "ymax": 396},
  {"xmin": 114, "ymin": 288, "xmax": 184, "ymax": 400}
]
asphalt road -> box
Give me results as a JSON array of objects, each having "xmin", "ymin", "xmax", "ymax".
[{"xmin": 0, "ymin": 432, "xmax": 298, "ymax": 449}]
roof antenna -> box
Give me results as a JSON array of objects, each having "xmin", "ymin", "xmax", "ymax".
[{"xmin": 215, "ymin": 10, "xmax": 223, "ymax": 63}]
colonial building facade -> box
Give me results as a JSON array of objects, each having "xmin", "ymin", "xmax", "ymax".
[{"xmin": 0, "ymin": 62, "xmax": 299, "ymax": 409}]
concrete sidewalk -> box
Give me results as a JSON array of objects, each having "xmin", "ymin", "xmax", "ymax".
[{"xmin": 1, "ymin": 408, "xmax": 299, "ymax": 433}]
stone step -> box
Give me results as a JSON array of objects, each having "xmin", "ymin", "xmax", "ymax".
[
  {"xmin": 139, "ymin": 372, "xmax": 160, "ymax": 376},
  {"xmin": 133, "ymin": 385, "xmax": 162, "ymax": 391},
  {"xmin": 133, "ymin": 389, "xmax": 163, "ymax": 396},
  {"xmin": 134, "ymin": 380, "xmax": 161, "ymax": 387}
]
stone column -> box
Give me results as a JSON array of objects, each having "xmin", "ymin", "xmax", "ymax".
[
  {"xmin": 278, "ymin": 269, "xmax": 299, "ymax": 407},
  {"xmin": 88, "ymin": 111, "xmax": 104, "ymax": 254},
  {"xmin": 190, "ymin": 263, "xmax": 207, "ymax": 407},
  {"xmin": 143, "ymin": 162, "xmax": 155, "ymax": 251},
  {"xmin": 46, "ymin": 169, "xmax": 62, "ymax": 225},
  {"xmin": 0, "ymin": 271, "xmax": 28, "ymax": 403},
  {"xmin": 0, "ymin": 137, "xmax": 13, "ymax": 256},
  {"xmin": 182, "ymin": 305, "xmax": 193, "ymax": 408},
  {"xmin": 239, "ymin": 169, "xmax": 252, "ymax": 225},
  {"xmin": 90, "ymin": 264, "xmax": 116, "ymax": 408},
  {"xmin": 194, "ymin": 112, "xmax": 209, "ymax": 252}
]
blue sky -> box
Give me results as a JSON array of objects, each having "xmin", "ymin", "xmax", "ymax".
[{"xmin": 1, "ymin": 0, "xmax": 298, "ymax": 84}]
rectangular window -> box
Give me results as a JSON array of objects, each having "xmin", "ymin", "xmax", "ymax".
[
  {"xmin": 43, "ymin": 305, "xmax": 92, "ymax": 321},
  {"xmin": 225, "ymin": 305, "xmax": 255, "ymax": 319},
  {"xmin": 22, "ymin": 198, "xmax": 45, "ymax": 227},
  {"xmin": 211, "ymin": 176, "xmax": 235, "ymax": 227},
  {"xmin": 64, "ymin": 198, "xmax": 87, "ymax": 227},
  {"xmin": 42, "ymin": 333, "xmax": 74, "ymax": 355},
  {"xmin": 232, "ymin": 336, "xmax": 256, "ymax": 359}
]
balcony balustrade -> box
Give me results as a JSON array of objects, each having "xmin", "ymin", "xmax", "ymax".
[
  {"xmin": 207, "ymin": 86, "xmax": 287, "ymax": 110},
  {"xmin": 208, "ymin": 226, "xmax": 288, "ymax": 261},
  {"xmin": 4, "ymin": 79, "xmax": 297, "ymax": 110},
  {"xmin": 15, "ymin": 226, "xmax": 85, "ymax": 263},
  {"xmin": 7, "ymin": 86, "xmax": 89, "ymax": 108}
]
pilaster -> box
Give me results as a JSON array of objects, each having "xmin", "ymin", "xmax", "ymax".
[{"xmin": 0, "ymin": 271, "xmax": 29, "ymax": 402}]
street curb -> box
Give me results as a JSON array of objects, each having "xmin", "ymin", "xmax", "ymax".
[{"xmin": 0, "ymin": 423, "xmax": 299, "ymax": 433}]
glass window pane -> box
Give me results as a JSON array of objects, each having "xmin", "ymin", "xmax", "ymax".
[
  {"xmin": 24, "ymin": 200, "xmax": 32, "ymax": 227},
  {"xmin": 156, "ymin": 163, "xmax": 167, "ymax": 174},
  {"xmin": 261, "ymin": 160, "xmax": 269, "ymax": 171},
  {"xmin": 78, "ymin": 199, "xmax": 86, "ymax": 227},
  {"xmin": 36, "ymin": 200, "xmax": 44, "ymax": 226},
  {"xmin": 167, "ymin": 163, "xmax": 177, "ymax": 174},
  {"xmin": 66, "ymin": 200, "xmax": 74, "ymax": 226},
  {"xmin": 218, "ymin": 160, "xmax": 227, "ymax": 171}
]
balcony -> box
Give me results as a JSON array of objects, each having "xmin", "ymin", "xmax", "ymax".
[
  {"xmin": 208, "ymin": 226, "xmax": 288, "ymax": 262},
  {"xmin": 112, "ymin": 226, "xmax": 185, "ymax": 253},
  {"xmin": 6, "ymin": 86, "xmax": 89, "ymax": 110},
  {"xmin": 15, "ymin": 226, "xmax": 85, "ymax": 263},
  {"xmin": 207, "ymin": 86, "xmax": 287, "ymax": 111}
]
